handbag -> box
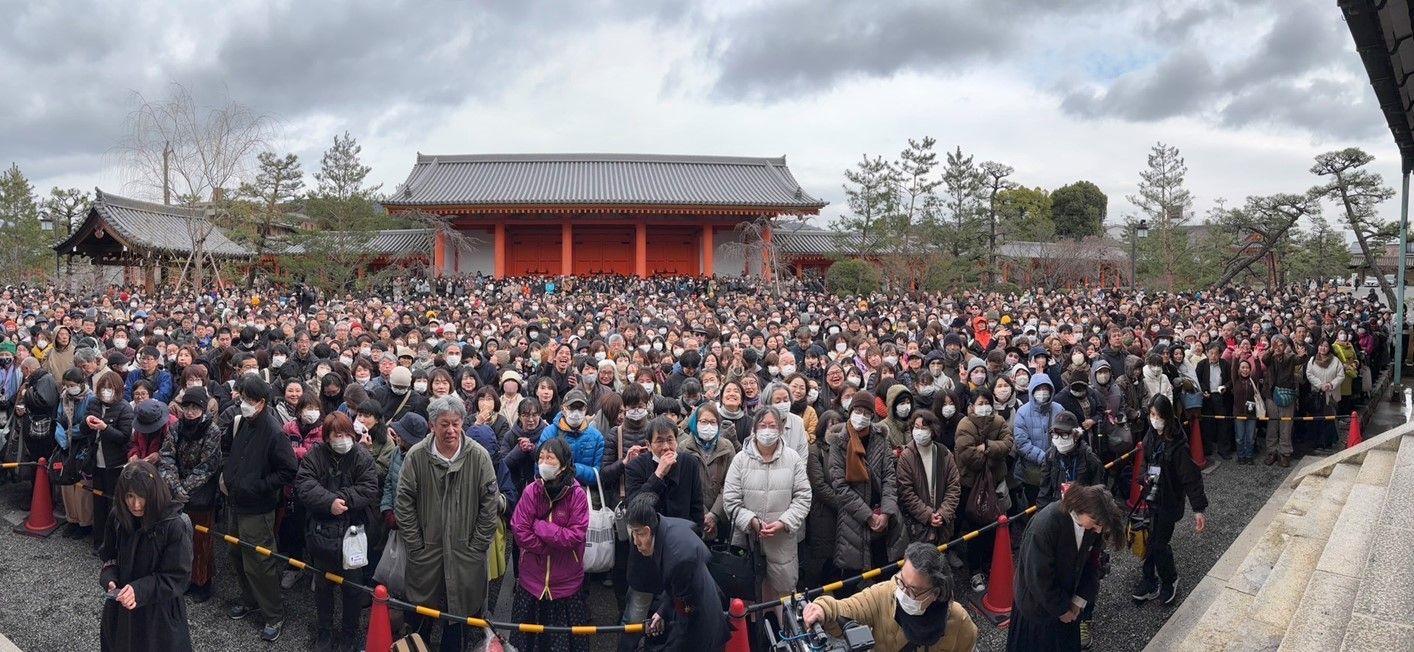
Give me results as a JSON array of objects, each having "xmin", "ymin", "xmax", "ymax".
[
  {"xmin": 1126, "ymin": 505, "xmax": 1150, "ymax": 559},
  {"xmin": 1273, "ymin": 387, "xmax": 1296, "ymax": 409},
  {"xmin": 306, "ymin": 518, "xmax": 346, "ymax": 560},
  {"xmin": 583, "ymin": 468, "xmax": 616, "ymax": 574},
  {"xmin": 707, "ymin": 508, "xmax": 760, "ymax": 602},
  {"xmin": 487, "ymin": 518, "xmax": 508, "ymax": 581},
  {"xmin": 342, "ymin": 525, "xmax": 369, "ymax": 570},
  {"xmin": 373, "ymin": 531, "xmax": 407, "ymax": 596},
  {"xmin": 965, "ymin": 464, "xmax": 1003, "ymax": 525}
]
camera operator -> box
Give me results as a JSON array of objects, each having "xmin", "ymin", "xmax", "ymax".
[
  {"xmin": 802, "ymin": 542, "xmax": 977, "ymax": 652},
  {"xmin": 1131, "ymin": 395, "xmax": 1208, "ymax": 606}
]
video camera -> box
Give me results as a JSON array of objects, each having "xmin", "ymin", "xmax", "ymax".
[{"xmin": 765, "ymin": 597, "xmax": 874, "ymax": 652}]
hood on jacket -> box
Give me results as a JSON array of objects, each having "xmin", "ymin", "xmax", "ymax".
[
  {"xmin": 1089, "ymin": 358, "xmax": 1115, "ymax": 385},
  {"xmin": 1027, "ymin": 373, "xmax": 1054, "ymax": 395},
  {"xmin": 885, "ymin": 384, "xmax": 913, "ymax": 411}
]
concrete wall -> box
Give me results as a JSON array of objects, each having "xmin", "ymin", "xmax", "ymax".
[{"xmin": 715, "ymin": 227, "xmax": 749, "ymax": 277}]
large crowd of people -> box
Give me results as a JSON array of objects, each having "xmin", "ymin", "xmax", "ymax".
[{"xmin": 0, "ymin": 274, "xmax": 1396, "ymax": 651}]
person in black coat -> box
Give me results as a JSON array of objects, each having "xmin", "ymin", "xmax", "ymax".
[
  {"xmin": 624, "ymin": 494, "xmax": 729, "ymax": 652},
  {"xmin": 295, "ymin": 412, "xmax": 381, "ymax": 651},
  {"xmin": 1132, "ymin": 395, "xmax": 1209, "ymax": 606},
  {"xmin": 99, "ymin": 460, "xmax": 194, "ymax": 652},
  {"xmin": 1036, "ymin": 412, "xmax": 1107, "ymax": 509},
  {"xmin": 1007, "ymin": 484, "xmax": 1122, "ymax": 652},
  {"xmin": 620, "ymin": 417, "xmax": 705, "ymax": 652},
  {"xmin": 1194, "ymin": 342, "xmax": 1234, "ymax": 459},
  {"xmin": 85, "ymin": 371, "xmax": 135, "ymax": 551}
]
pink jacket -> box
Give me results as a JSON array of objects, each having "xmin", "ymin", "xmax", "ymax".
[
  {"xmin": 511, "ymin": 478, "xmax": 589, "ymax": 600},
  {"xmin": 281, "ymin": 420, "xmax": 324, "ymax": 461}
]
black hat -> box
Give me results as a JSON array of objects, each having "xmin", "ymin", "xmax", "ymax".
[
  {"xmin": 133, "ymin": 399, "xmax": 169, "ymax": 434},
  {"xmin": 390, "ymin": 412, "xmax": 429, "ymax": 448},
  {"xmin": 178, "ymin": 387, "xmax": 210, "ymax": 408}
]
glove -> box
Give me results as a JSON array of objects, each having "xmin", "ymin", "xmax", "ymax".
[{"xmin": 382, "ymin": 509, "xmax": 398, "ymax": 530}]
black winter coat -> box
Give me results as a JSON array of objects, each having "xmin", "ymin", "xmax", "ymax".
[
  {"xmin": 295, "ymin": 442, "xmax": 381, "ymax": 559},
  {"xmin": 1140, "ymin": 427, "xmax": 1209, "ymax": 521},
  {"xmin": 1036, "ymin": 442, "xmax": 1107, "ymax": 508},
  {"xmin": 84, "ymin": 399, "xmax": 134, "ymax": 470},
  {"xmin": 99, "ymin": 504, "xmax": 193, "ymax": 652},
  {"xmin": 1011, "ymin": 501, "xmax": 1103, "ymax": 636},
  {"xmin": 220, "ymin": 407, "xmax": 297, "ymax": 514},
  {"xmin": 643, "ymin": 516, "xmax": 730, "ymax": 651}
]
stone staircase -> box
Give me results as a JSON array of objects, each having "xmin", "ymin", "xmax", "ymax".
[{"xmin": 1147, "ymin": 425, "xmax": 1414, "ymax": 651}]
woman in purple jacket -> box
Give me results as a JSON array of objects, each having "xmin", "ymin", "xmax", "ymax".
[{"xmin": 510, "ymin": 436, "xmax": 591, "ymax": 652}]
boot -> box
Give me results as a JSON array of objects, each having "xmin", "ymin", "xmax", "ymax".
[
  {"xmin": 313, "ymin": 628, "xmax": 334, "ymax": 652},
  {"xmin": 1279, "ymin": 455, "xmax": 1291, "ymax": 468},
  {"xmin": 1264, "ymin": 451, "xmax": 1278, "ymax": 466}
]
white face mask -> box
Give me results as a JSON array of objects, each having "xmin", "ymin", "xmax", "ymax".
[
  {"xmin": 1150, "ymin": 417, "xmax": 1165, "ymax": 432},
  {"xmin": 697, "ymin": 423, "xmax": 719, "ymax": 440},
  {"xmin": 884, "ymin": 355, "xmax": 898, "ymax": 367},
  {"xmin": 66, "ymin": 385, "xmax": 83, "ymax": 396},
  {"xmin": 755, "ymin": 428, "xmax": 780, "ymax": 447},
  {"xmin": 445, "ymin": 355, "xmax": 461, "ymax": 367},
  {"xmin": 807, "ymin": 388, "xmax": 819, "ymax": 403},
  {"xmin": 1032, "ymin": 389, "xmax": 1051, "ymax": 404},
  {"xmin": 391, "ymin": 385, "xmax": 409, "ymax": 396},
  {"xmin": 773, "ymin": 400, "xmax": 792, "ymax": 414},
  {"xmin": 835, "ymin": 343, "xmax": 847, "ymax": 353},
  {"xmin": 912, "ymin": 428, "xmax": 932, "ymax": 447},
  {"xmin": 112, "ymin": 338, "xmax": 128, "ymax": 350},
  {"xmin": 330, "ymin": 437, "xmax": 354, "ymax": 454},
  {"xmin": 240, "ymin": 400, "xmax": 259, "ymax": 418},
  {"xmin": 849, "ymin": 412, "xmax": 871, "ymax": 430},
  {"xmin": 101, "ymin": 388, "xmax": 116, "ymax": 402},
  {"xmin": 302, "ymin": 409, "xmax": 321, "ymax": 425},
  {"xmin": 941, "ymin": 404, "xmax": 956, "ymax": 418},
  {"xmin": 995, "ymin": 386, "xmax": 1013, "ymax": 401},
  {"xmin": 894, "ymin": 402, "xmax": 912, "ymax": 418},
  {"xmin": 353, "ymin": 420, "xmax": 368, "ymax": 435},
  {"xmin": 780, "ymin": 365, "xmax": 796, "ymax": 376},
  {"xmin": 626, "ymin": 407, "xmax": 649, "ymax": 422},
  {"xmin": 1053, "ymin": 435, "xmax": 1076, "ymax": 454},
  {"xmin": 974, "ymin": 403, "xmax": 994, "ymax": 418},
  {"xmin": 339, "ymin": 356, "xmax": 353, "ymax": 367},
  {"xmin": 640, "ymin": 382, "xmax": 654, "ymax": 394},
  {"xmin": 413, "ymin": 380, "xmax": 428, "ymax": 393},
  {"xmin": 895, "ymin": 586, "xmax": 928, "ymax": 616},
  {"xmin": 272, "ymin": 355, "xmax": 287, "ymax": 367},
  {"xmin": 538, "ymin": 462, "xmax": 560, "ymax": 481},
  {"xmin": 565, "ymin": 410, "xmax": 586, "ymax": 426}
]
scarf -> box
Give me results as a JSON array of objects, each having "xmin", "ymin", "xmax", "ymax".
[
  {"xmin": 894, "ymin": 599, "xmax": 949, "ymax": 649},
  {"xmin": 845, "ymin": 423, "xmax": 870, "ymax": 484},
  {"xmin": 717, "ymin": 402, "xmax": 744, "ymax": 420}
]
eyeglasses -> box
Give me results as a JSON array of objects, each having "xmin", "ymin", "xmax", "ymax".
[{"xmin": 893, "ymin": 574, "xmax": 937, "ymax": 600}]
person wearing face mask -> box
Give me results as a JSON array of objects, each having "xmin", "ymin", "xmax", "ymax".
[
  {"xmin": 220, "ymin": 375, "xmax": 297, "ymax": 643},
  {"xmin": 1008, "ymin": 485, "xmax": 1123, "ymax": 652},
  {"xmin": 803, "ymin": 542, "xmax": 977, "ymax": 652},
  {"xmin": 1036, "ymin": 412, "xmax": 1105, "ymax": 510},
  {"xmin": 509, "ymin": 436, "xmax": 591, "ymax": 652},
  {"xmin": 375, "ymin": 366, "xmax": 428, "ymax": 424},
  {"xmin": 827, "ymin": 392, "xmax": 906, "ymax": 595},
  {"xmin": 897, "ymin": 409, "xmax": 961, "ymax": 549},
  {"xmin": 54, "ymin": 368, "xmax": 96, "ymax": 540},
  {"xmin": 84, "ymin": 371, "xmax": 134, "ymax": 551},
  {"xmin": 535, "ymin": 389, "xmax": 605, "ymax": 488},
  {"xmin": 763, "ymin": 382, "xmax": 810, "ymax": 462},
  {"xmin": 1132, "ymin": 395, "xmax": 1208, "ymax": 607},
  {"xmin": 955, "ymin": 391, "xmax": 1015, "ymax": 593},
  {"xmin": 276, "ymin": 393, "xmax": 325, "ymax": 590},
  {"xmin": 295, "ymin": 412, "xmax": 380, "ymax": 650},
  {"xmin": 1138, "ymin": 352, "xmax": 1175, "ymax": 410},
  {"xmin": 723, "ymin": 406, "xmax": 811, "ymax": 603},
  {"xmin": 880, "ymin": 383, "xmax": 917, "ymax": 453},
  {"xmin": 157, "ymin": 388, "xmax": 222, "ymax": 603},
  {"xmin": 1013, "ymin": 373, "xmax": 1066, "ymax": 508},
  {"xmin": 678, "ymin": 402, "xmax": 737, "ymax": 544}
]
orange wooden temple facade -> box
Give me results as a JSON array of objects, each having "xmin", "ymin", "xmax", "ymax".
[{"xmin": 383, "ymin": 154, "xmax": 825, "ymax": 278}]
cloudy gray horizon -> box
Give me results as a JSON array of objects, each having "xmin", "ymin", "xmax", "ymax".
[{"xmin": 2, "ymin": 0, "xmax": 1401, "ymax": 231}]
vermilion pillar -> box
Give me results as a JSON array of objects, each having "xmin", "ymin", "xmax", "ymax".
[
  {"xmin": 635, "ymin": 222, "xmax": 647, "ymax": 278},
  {"xmin": 561, "ymin": 222, "xmax": 573, "ymax": 276},
  {"xmin": 493, "ymin": 221, "xmax": 506, "ymax": 279},
  {"xmin": 701, "ymin": 224, "xmax": 714, "ymax": 276},
  {"xmin": 760, "ymin": 222, "xmax": 773, "ymax": 279},
  {"xmin": 432, "ymin": 230, "xmax": 447, "ymax": 277}
]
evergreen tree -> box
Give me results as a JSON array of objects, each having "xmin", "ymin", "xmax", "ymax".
[
  {"xmin": 0, "ymin": 163, "xmax": 48, "ymax": 279},
  {"xmin": 1127, "ymin": 142, "xmax": 1195, "ymax": 290},
  {"xmin": 1311, "ymin": 147, "xmax": 1397, "ymax": 305},
  {"xmin": 937, "ymin": 146, "xmax": 985, "ymax": 260},
  {"xmin": 313, "ymin": 131, "xmax": 380, "ymax": 201},
  {"xmin": 996, "ymin": 186, "xmax": 1056, "ymax": 241},
  {"xmin": 43, "ymin": 187, "xmax": 91, "ymax": 236},
  {"xmin": 831, "ymin": 154, "xmax": 898, "ymax": 257},
  {"xmin": 978, "ymin": 160, "xmax": 1015, "ymax": 285},
  {"xmin": 238, "ymin": 151, "xmax": 305, "ymax": 285},
  {"xmin": 1050, "ymin": 180, "xmax": 1107, "ymax": 238}
]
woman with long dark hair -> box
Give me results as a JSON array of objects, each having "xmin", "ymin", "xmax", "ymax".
[
  {"xmin": 99, "ymin": 459, "xmax": 193, "ymax": 651},
  {"xmin": 1132, "ymin": 395, "xmax": 1209, "ymax": 606}
]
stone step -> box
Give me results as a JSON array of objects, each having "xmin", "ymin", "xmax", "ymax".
[
  {"xmin": 1339, "ymin": 447, "xmax": 1414, "ymax": 651},
  {"xmin": 1353, "ymin": 448, "xmax": 1396, "ymax": 486}
]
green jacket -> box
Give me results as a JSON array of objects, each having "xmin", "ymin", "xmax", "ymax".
[{"xmin": 395, "ymin": 435, "xmax": 501, "ymax": 617}]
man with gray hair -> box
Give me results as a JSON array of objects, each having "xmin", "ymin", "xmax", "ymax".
[
  {"xmin": 803, "ymin": 542, "xmax": 978, "ymax": 651},
  {"xmin": 396, "ymin": 394, "xmax": 501, "ymax": 651},
  {"xmin": 73, "ymin": 347, "xmax": 106, "ymax": 390}
]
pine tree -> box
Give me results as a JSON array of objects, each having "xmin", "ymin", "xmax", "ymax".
[
  {"xmin": 0, "ymin": 163, "xmax": 48, "ymax": 279},
  {"xmin": 238, "ymin": 151, "xmax": 305, "ymax": 285},
  {"xmin": 313, "ymin": 131, "xmax": 380, "ymax": 201},
  {"xmin": 1127, "ymin": 142, "xmax": 1195, "ymax": 290},
  {"xmin": 831, "ymin": 154, "xmax": 898, "ymax": 257},
  {"xmin": 1311, "ymin": 147, "xmax": 1397, "ymax": 305},
  {"xmin": 938, "ymin": 146, "xmax": 985, "ymax": 259},
  {"xmin": 43, "ymin": 187, "xmax": 91, "ymax": 236}
]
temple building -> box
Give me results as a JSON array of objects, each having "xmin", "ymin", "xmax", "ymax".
[{"xmin": 380, "ymin": 153, "xmax": 827, "ymax": 278}]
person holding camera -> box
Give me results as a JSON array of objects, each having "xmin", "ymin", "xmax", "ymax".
[
  {"xmin": 802, "ymin": 542, "xmax": 977, "ymax": 652},
  {"xmin": 1131, "ymin": 395, "xmax": 1208, "ymax": 606}
]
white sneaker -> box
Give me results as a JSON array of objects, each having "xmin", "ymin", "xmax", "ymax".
[{"xmin": 971, "ymin": 573, "xmax": 987, "ymax": 593}]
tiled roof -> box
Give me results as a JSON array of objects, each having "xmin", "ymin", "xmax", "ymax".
[
  {"xmin": 998, "ymin": 240, "xmax": 1127, "ymax": 262},
  {"xmin": 277, "ymin": 228, "xmax": 435, "ymax": 256},
  {"xmin": 774, "ymin": 223, "xmax": 853, "ymax": 256},
  {"xmin": 54, "ymin": 190, "xmax": 252, "ymax": 257},
  {"xmin": 383, "ymin": 153, "xmax": 828, "ymax": 210}
]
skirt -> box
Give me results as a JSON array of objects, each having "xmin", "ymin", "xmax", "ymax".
[
  {"xmin": 1006, "ymin": 606, "xmax": 1080, "ymax": 652},
  {"xmin": 509, "ymin": 584, "xmax": 590, "ymax": 652}
]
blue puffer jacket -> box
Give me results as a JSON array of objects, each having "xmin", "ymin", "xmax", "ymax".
[
  {"xmin": 466, "ymin": 424, "xmax": 519, "ymax": 508},
  {"xmin": 1013, "ymin": 373, "xmax": 1065, "ymax": 484},
  {"xmin": 537, "ymin": 411, "xmax": 605, "ymax": 487}
]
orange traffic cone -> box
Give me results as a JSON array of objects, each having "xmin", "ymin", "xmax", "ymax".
[
  {"xmin": 1128, "ymin": 444, "xmax": 1146, "ymax": 509},
  {"xmin": 981, "ymin": 515, "xmax": 1015, "ymax": 618},
  {"xmin": 1189, "ymin": 418, "xmax": 1207, "ymax": 468},
  {"xmin": 1347, "ymin": 411, "xmax": 1363, "ymax": 448},
  {"xmin": 366, "ymin": 584, "xmax": 393, "ymax": 652},
  {"xmin": 726, "ymin": 598, "xmax": 750, "ymax": 652},
  {"xmin": 14, "ymin": 457, "xmax": 58, "ymax": 538}
]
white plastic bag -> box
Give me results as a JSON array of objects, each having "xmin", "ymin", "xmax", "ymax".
[
  {"xmin": 583, "ymin": 469, "xmax": 616, "ymax": 574},
  {"xmin": 373, "ymin": 531, "xmax": 406, "ymax": 595},
  {"xmin": 342, "ymin": 525, "xmax": 368, "ymax": 570}
]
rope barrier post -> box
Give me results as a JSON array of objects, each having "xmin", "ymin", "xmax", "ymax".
[
  {"xmin": 980, "ymin": 514, "xmax": 1015, "ymax": 622},
  {"xmin": 366, "ymin": 584, "xmax": 393, "ymax": 652},
  {"xmin": 1347, "ymin": 410, "xmax": 1363, "ymax": 449},
  {"xmin": 726, "ymin": 598, "xmax": 750, "ymax": 652},
  {"xmin": 13, "ymin": 457, "xmax": 58, "ymax": 538}
]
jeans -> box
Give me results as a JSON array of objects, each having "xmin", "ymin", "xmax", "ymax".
[
  {"xmin": 1234, "ymin": 419, "xmax": 1256, "ymax": 459},
  {"xmin": 616, "ymin": 588, "xmax": 654, "ymax": 652}
]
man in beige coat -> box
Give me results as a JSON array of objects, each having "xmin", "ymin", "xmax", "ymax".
[{"xmin": 395, "ymin": 394, "xmax": 500, "ymax": 651}]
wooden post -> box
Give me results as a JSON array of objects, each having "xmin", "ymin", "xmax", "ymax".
[
  {"xmin": 493, "ymin": 221, "xmax": 506, "ymax": 279},
  {"xmin": 635, "ymin": 222, "xmax": 647, "ymax": 278},
  {"xmin": 432, "ymin": 230, "xmax": 447, "ymax": 277},
  {"xmin": 760, "ymin": 222, "xmax": 773, "ymax": 280},
  {"xmin": 561, "ymin": 222, "xmax": 573, "ymax": 277},
  {"xmin": 701, "ymin": 225, "xmax": 714, "ymax": 276}
]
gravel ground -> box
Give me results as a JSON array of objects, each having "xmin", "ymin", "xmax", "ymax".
[{"xmin": 0, "ymin": 409, "xmax": 1386, "ymax": 651}]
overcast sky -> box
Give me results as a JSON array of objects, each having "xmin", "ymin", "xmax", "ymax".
[{"xmin": 3, "ymin": 0, "xmax": 1400, "ymax": 230}]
